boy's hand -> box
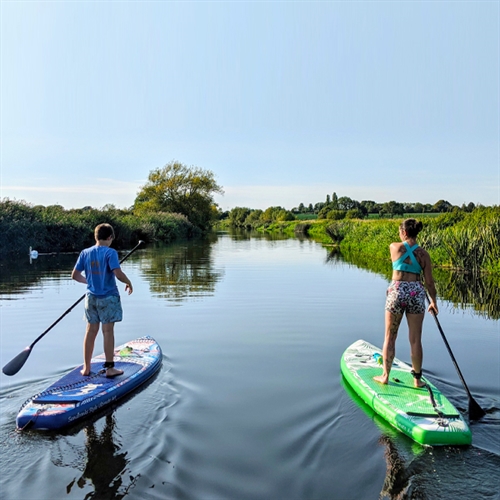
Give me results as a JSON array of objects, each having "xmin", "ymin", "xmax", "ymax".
[{"xmin": 125, "ymin": 283, "xmax": 133, "ymax": 295}]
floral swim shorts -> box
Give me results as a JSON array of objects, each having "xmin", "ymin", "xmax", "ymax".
[
  {"xmin": 385, "ymin": 281, "xmax": 426, "ymax": 315},
  {"xmin": 85, "ymin": 294, "xmax": 123, "ymax": 324}
]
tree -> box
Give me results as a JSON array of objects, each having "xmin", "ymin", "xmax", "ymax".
[
  {"xmin": 134, "ymin": 161, "xmax": 224, "ymax": 230},
  {"xmin": 331, "ymin": 192, "xmax": 339, "ymax": 210},
  {"xmin": 379, "ymin": 201, "xmax": 404, "ymax": 217},
  {"xmin": 244, "ymin": 209, "xmax": 263, "ymax": 227},
  {"xmin": 360, "ymin": 200, "xmax": 377, "ymax": 213},
  {"xmin": 314, "ymin": 202, "xmax": 325, "ymax": 213},
  {"xmin": 337, "ymin": 196, "xmax": 357, "ymax": 211},
  {"xmin": 345, "ymin": 208, "xmax": 365, "ymax": 219},
  {"xmin": 414, "ymin": 202, "xmax": 424, "ymax": 213},
  {"xmin": 432, "ymin": 199, "xmax": 452, "ymax": 213},
  {"xmin": 229, "ymin": 207, "xmax": 251, "ymax": 226}
]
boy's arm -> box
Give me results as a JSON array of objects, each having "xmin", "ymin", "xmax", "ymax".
[
  {"xmin": 71, "ymin": 268, "xmax": 87, "ymax": 285},
  {"xmin": 113, "ymin": 268, "xmax": 133, "ymax": 294}
]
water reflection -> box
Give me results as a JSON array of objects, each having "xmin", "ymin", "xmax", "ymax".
[
  {"xmin": 224, "ymin": 228, "xmax": 292, "ymax": 242},
  {"xmin": 0, "ymin": 254, "xmax": 77, "ymax": 296},
  {"xmin": 332, "ymin": 249, "xmax": 500, "ymax": 320},
  {"xmin": 342, "ymin": 376, "xmax": 500, "ymax": 499},
  {"xmin": 438, "ymin": 271, "xmax": 500, "ymax": 320},
  {"xmin": 138, "ymin": 238, "xmax": 224, "ymax": 301}
]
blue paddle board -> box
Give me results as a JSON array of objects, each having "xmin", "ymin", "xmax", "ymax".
[{"xmin": 17, "ymin": 336, "xmax": 161, "ymax": 430}]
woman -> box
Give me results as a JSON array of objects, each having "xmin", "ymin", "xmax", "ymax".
[{"xmin": 374, "ymin": 218, "xmax": 438, "ymax": 388}]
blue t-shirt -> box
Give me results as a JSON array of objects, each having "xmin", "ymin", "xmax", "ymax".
[{"xmin": 75, "ymin": 245, "xmax": 121, "ymax": 298}]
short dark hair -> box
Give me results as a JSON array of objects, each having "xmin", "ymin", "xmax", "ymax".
[
  {"xmin": 94, "ymin": 223, "xmax": 115, "ymax": 241},
  {"xmin": 400, "ymin": 218, "xmax": 423, "ymax": 238}
]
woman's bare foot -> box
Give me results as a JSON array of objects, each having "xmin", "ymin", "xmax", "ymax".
[
  {"xmin": 373, "ymin": 375, "xmax": 389, "ymax": 384},
  {"xmin": 106, "ymin": 367, "xmax": 124, "ymax": 378},
  {"xmin": 414, "ymin": 379, "xmax": 426, "ymax": 388}
]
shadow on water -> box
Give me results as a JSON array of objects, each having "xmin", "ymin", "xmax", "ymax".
[
  {"xmin": 342, "ymin": 377, "xmax": 500, "ymax": 499},
  {"xmin": 329, "ymin": 248, "xmax": 500, "ymax": 320}
]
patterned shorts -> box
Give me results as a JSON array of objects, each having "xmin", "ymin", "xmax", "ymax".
[
  {"xmin": 385, "ymin": 281, "xmax": 426, "ymax": 315},
  {"xmin": 85, "ymin": 294, "xmax": 123, "ymax": 324}
]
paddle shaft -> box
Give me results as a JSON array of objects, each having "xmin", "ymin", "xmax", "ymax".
[
  {"xmin": 428, "ymin": 307, "xmax": 474, "ymax": 398},
  {"xmin": 425, "ymin": 292, "xmax": 486, "ymax": 419}
]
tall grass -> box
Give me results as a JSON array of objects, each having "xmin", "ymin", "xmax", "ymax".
[{"xmin": 322, "ymin": 208, "xmax": 500, "ymax": 274}]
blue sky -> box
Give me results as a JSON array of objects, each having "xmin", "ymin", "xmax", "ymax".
[{"xmin": 1, "ymin": 1, "xmax": 498, "ymax": 211}]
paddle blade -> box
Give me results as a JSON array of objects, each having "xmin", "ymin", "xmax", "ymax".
[
  {"xmin": 2, "ymin": 347, "xmax": 32, "ymax": 376},
  {"xmin": 469, "ymin": 397, "xmax": 486, "ymax": 421}
]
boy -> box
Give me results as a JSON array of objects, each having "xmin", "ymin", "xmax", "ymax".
[{"xmin": 72, "ymin": 223, "xmax": 133, "ymax": 377}]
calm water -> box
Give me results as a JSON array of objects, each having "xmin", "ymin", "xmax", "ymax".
[{"xmin": 1, "ymin": 232, "xmax": 499, "ymax": 500}]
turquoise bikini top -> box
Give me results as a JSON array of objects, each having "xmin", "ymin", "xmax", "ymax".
[{"xmin": 392, "ymin": 242, "xmax": 422, "ymax": 274}]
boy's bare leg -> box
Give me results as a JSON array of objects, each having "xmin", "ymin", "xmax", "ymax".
[
  {"xmin": 82, "ymin": 323, "xmax": 100, "ymax": 376},
  {"xmin": 374, "ymin": 311, "xmax": 403, "ymax": 384},
  {"xmin": 102, "ymin": 322, "xmax": 123, "ymax": 377}
]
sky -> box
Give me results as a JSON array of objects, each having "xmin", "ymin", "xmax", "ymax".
[{"xmin": 1, "ymin": 1, "xmax": 499, "ymax": 212}]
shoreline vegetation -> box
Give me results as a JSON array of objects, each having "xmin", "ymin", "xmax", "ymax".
[
  {"xmin": 0, "ymin": 199, "xmax": 200, "ymax": 259},
  {"xmin": 221, "ymin": 206, "xmax": 500, "ymax": 276}
]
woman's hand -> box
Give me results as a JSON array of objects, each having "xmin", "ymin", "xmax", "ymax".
[{"xmin": 427, "ymin": 301, "xmax": 438, "ymax": 315}]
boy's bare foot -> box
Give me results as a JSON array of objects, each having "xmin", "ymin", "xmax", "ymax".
[
  {"xmin": 373, "ymin": 375, "xmax": 389, "ymax": 384},
  {"xmin": 106, "ymin": 367, "xmax": 124, "ymax": 378},
  {"xmin": 81, "ymin": 368, "xmax": 91, "ymax": 376}
]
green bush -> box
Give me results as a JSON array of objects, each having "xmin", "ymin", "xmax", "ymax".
[{"xmin": 0, "ymin": 199, "xmax": 198, "ymax": 259}]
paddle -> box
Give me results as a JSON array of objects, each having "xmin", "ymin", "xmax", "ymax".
[
  {"xmin": 2, "ymin": 240, "xmax": 144, "ymax": 376},
  {"xmin": 426, "ymin": 293, "xmax": 486, "ymax": 420}
]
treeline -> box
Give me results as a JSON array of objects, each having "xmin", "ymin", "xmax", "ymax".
[
  {"xmin": 291, "ymin": 193, "xmax": 477, "ymax": 219},
  {"xmin": 0, "ymin": 199, "xmax": 199, "ymax": 259},
  {"xmin": 224, "ymin": 193, "xmax": 481, "ymax": 228}
]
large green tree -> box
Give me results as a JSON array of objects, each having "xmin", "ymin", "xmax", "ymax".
[{"xmin": 134, "ymin": 161, "xmax": 224, "ymax": 230}]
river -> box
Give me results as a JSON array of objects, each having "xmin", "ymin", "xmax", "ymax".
[{"xmin": 1, "ymin": 231, "xmax": 499, "ymax": 500}]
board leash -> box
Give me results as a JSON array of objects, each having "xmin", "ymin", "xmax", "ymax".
[{"xmin": 422, "ymin": 380, "xmax": 448, "ymax": 427}]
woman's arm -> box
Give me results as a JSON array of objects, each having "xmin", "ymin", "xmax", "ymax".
[{"xmin": 421, "ymin": 251, "xmax": 438, "ymax": 314}]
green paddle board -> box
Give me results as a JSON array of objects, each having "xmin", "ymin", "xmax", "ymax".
[{"xmin": 341, "ymin": 339, "xmax": 472, "ymax": 446}]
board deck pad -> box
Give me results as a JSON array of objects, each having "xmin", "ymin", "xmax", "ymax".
[
  {"xmin": 17, "ymin": 336, "xmax": 161, "ymax": 430},
  {"xmin": 33, "ymin": 362, "xmax": 143, "ymax": 404},
  {"xmin": 341, "ymin": 339, "xmax": 472, "ymax": 446},
  {"xmin": 355, "ymin": 366, "xmax": 460, "ymax": 418}
]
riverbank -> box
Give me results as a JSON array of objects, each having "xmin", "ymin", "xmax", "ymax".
[
  {"xmin": 249, "ymin": 207, "xmax": 500, "ymax": 275},
  {"xmin": 0, "ymin": 200, "xmax": 200, "ymax": 259}
]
